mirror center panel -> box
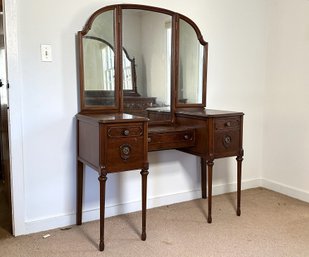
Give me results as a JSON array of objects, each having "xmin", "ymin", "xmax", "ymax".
[{"xmin": 122, "ymin": 9, "xmax": 172, "ymax": 122}]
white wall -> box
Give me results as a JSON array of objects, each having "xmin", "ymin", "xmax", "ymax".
[
  {"xmin": 5, "ymin": 0, "xmax": 297, "ymax": 236},
  {"xmin": 262, "ymin": 0, "xmax": 309, "ymax": 201}
]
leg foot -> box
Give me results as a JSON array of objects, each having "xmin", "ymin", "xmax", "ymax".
[
  {"xmin": 99, "ymin": 241, "xmax": 104, "ymax": 251},
  {"xmin": 207, "ymin": 216, "xmax": 212, "ymax": 224},
  {"xmin": 141, "ymin": 231, "xmax": 146, "ymax": 241},
  {"xmin": 237, "ymin": 209, "xmax": 241, "ymax": 216}
]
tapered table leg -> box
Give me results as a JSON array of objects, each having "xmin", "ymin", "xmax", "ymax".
[
  {"xmin": 76, "ymin": 160, "xmax": 83, "ymax": 225},
  {"xmin": 98, "ymin": 172, "xmax": 107, "ymax": 251},
  {"xmin": 236, "ymin": 155, "xmax": 243, "ymax": 216},
  {"xmin": 207, "ymin": 160, "xmax": 214, "ymax": 223},
  {"xmin": 201, "ymin": 158, "xmax": 207, "ymax": 199},
  {"xmin": 140, "ymin": 168, "xmax": 149, "ymax": 241}
]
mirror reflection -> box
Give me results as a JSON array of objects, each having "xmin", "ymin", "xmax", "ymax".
[
  {"xmin": 83, "ymin": 37, "xmax": 115, "ymax": 91},
  {"xmin": 122, "ymin": 9, "xmax": 172, "ymax": 120},
  {"xmin": 178, "ymin": 18, "xmax": 204, "ymax": 104},
  {"xmin": 84, "ymin": 36, "xmax": 137, "ymax": 92},
  {"xmin": 83, "ymin": 10, "xmax": 116, "ymax": 106}
]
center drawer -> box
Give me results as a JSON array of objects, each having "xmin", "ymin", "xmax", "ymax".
[
  {"xmin": 213, "ymin": 116, "xmax": 242, "ymax": 158},
  {"xmin": 148, "ymin": 129, "xmax": 195, "ymax": 151}
]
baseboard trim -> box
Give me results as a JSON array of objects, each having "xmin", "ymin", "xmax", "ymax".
[
  {"xmin": 24, "ymin": 178, "xmax": 308, "ymax": 235},
  {"xmin": 24, "ymin": 178, "xmax": 261, "ymax": 234},
  {"xmin": 261, "ymin": 179, "xmax": 309, "ymax": 203}
]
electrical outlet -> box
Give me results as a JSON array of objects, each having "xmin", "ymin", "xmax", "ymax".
[{"xmin": 40, "ymin": 44, "xmax": 52, "ymax": 62}]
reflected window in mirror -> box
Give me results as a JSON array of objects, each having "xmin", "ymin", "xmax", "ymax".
[
  {"xmin": 101, "ymin": 44, "xmax": 115, "ymax": 90},
  {"xmin": 123, "ymin": 54, "xmax": 133, "ymax": 90},
  {"xmin": 122, "ymin": 48, "xmax": 138, "ymax": 95},
  {"xmin": 178, "ymin": 18, "xmax": 204, "ymax": 105},
  {"xmin": 122, "ymin": 9, "xmax": 172, "ymax": 121},
  {"xmin": 166, "ymin": 22, "xmax": 172, "ymax": 107},
  {"xmin": 82, "ymin": 10, "xmax": 116, "ymax": 107}
]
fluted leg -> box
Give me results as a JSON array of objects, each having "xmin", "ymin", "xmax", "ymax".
[
  {"xmin": 140, "ymin": 168, "xmax": 149, "ymax": 241},
  {"xmin": 201, "ymin": 158, "xmax": 207, "ymax": 199},
  {"xmin": 236, "ymin": 155, "xmax": 243, "ymax": 216},
  {"xmin": 207, "ymin": 160, "xmax": 214, "ymax": 223},
  {"xmin": 76, "ymin": 160, "xmax": 83, "ymax": 225},
  {"xmin": 98, "ymin": 172, "xmax": 107, "ymax": 251}
]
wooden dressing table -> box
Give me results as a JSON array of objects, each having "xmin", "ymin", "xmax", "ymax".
[{"xmin": 76, "ymin": 4, "xmax": 244, "ymax": 251}]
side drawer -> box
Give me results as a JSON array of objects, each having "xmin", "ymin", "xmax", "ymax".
[
  {"xmin": 215, "ymin": 117, "xmax": 240, "ymax": 131},
  {"xmin": 107, "ymin": 124, "xmax": 144, "ymax": 138},
  {"xmin": 104, "ymin": 123, "xmax": 146, "ymax": 172},
  {"xmin": 214, "ymin": 130, "xmax": 240, "ymax": 157},
  {"xmin": 213, "ymin": 116, "xmax": 242, "ymax": 158},
  {"xmin": 106, "ymin": 136, "xmax": 145, "ymax": 172},
  {"xmin": 148, "ymin": 129, "xmax": 195, "ymax": 151}
]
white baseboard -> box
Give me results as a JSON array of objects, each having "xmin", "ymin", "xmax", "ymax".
[
  {"xmin": 24, "ymin": 178, "xmax": 261, "ymax": 235},
  {"xmin": 261, "ymin": 179, "xmax": 309, "ymax": 203},
  {"xmin": 24, "ymin": 178, "xmax": 308, "ymax": 235}
]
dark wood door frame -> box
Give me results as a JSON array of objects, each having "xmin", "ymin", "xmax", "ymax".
[{"xmin": 0, "ymin": 0, "xmax": 13, "ymax": 234}]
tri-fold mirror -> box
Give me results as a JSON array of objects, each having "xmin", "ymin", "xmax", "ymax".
[{"xmin": 78, "ymin": 4, "xmax": 208, "ymax": 123}]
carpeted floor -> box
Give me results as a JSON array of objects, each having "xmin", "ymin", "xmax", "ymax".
[{"xmin": 1, "ymin": 187, "xmax": 309, "ymax": 257}]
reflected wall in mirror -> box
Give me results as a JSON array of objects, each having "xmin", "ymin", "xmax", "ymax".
[
  {"xmin": 82, "ymin": 10, "xmax": 116, "ymax": 106},
  {"xmin": 178, "ymin": 18, "xmax": 204, "ymax": 105},
  {"xmin": 122, "ymin": 9, "xmax": 172, "ymax": 121}
]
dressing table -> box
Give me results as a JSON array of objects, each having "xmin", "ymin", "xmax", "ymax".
[{"xmin": 76, "ymin": 4, "xmax": 244, "ymax": 251}]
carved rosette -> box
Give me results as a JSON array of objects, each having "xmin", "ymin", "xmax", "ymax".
[
  {"xmin": 120, "ymin": 144, "xmax": 131, "ymax": 161},
  {"xmin": 222, "ymin": 134, "xmax": 232, "ymax": 148}
]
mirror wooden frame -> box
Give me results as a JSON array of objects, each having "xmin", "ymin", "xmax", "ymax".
[{"xmin": 77, "ymin": 4, "xmax": 208, "ymax": 123}]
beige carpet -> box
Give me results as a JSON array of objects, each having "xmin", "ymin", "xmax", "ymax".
[{"xmin": 1, "ymin": 188, "xmax": 309, "ymax": 257}]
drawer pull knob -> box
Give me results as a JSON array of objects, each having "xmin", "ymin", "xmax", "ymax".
[
  {"xmin": 225, "ymin": 122, "xmax": 231, "ymax": 127},
  {"xmin": 184, "ymin": 134, "xmax": 189, "ymax": 140},
  {"xmin": 123, "ymin": 129, "xmax": 130, "ymax": 136},
  {"xmin": 148, "ymin": 137, "xmax": 152, "ymax": 143}
]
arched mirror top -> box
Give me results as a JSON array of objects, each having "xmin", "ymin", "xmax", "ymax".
[
  {"xmin": 80, "ymin": 4, "xmax": 207, "ymax": 46},
  {"xmin": 78, "ymin": 4, "xmax": 208, "ymax": 122},
  {"xmin": 80, "ymin": 5, "xmax": 118, "ymax": 36},
  {"xmin": 177, "ymin": 14, "xmax": 207, "ymax": 46}
]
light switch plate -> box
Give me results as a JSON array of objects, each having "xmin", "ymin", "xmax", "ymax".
[{"xmin": 41, "ymin": 44, "xmax": 52, "ymax": 62}]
